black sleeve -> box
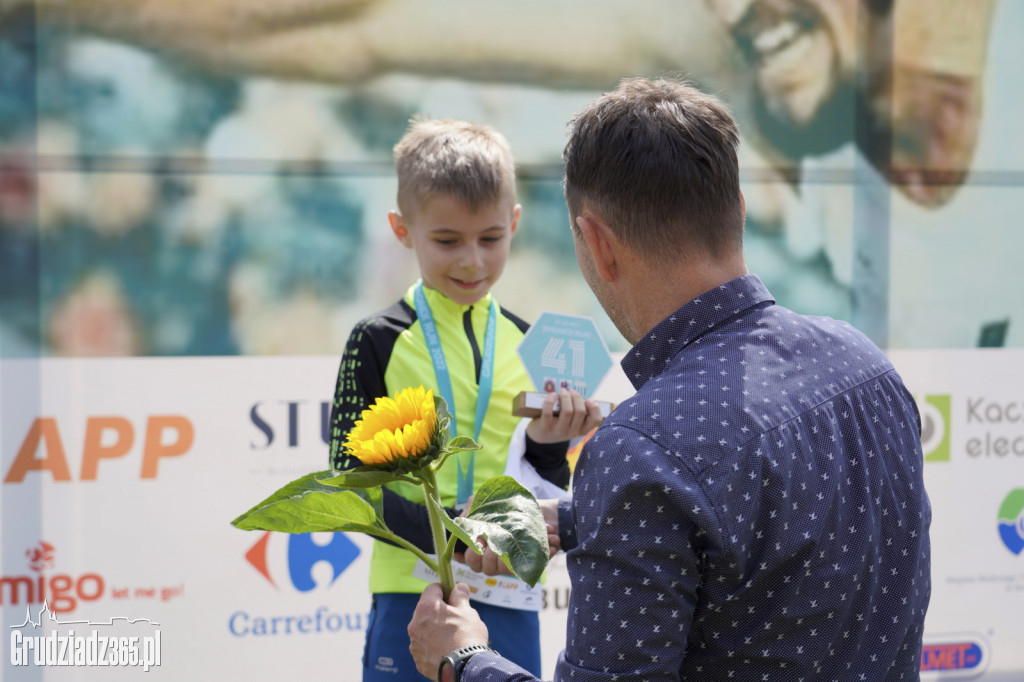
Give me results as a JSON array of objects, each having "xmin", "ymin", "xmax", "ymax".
[
  {"xmin": 557, "ymin": 498, "xmax": 578, "ymax": 551},
  {"xmin": 328, "ymin": 302, "xmax": 413, "ymax": 470},
  {"xmin": 328, "ymin": 319, "xmax": 388, "ymax": 470},
  {"xmin": 379, "ymin": 488, "xmax": 465, "ymax": 553},
  {"xmin": 524, "ymin": 433, "xmax": 571, "ymax": 489}
]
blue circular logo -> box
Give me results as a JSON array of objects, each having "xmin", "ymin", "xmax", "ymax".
[{"xmin": 997, "ymin": 489, "xmax": 1024, "ymax": 555}]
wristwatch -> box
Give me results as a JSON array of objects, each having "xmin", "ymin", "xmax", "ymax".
[{"xmin": 437, "ymin": 643, "xmax": 493, "ymax": 682}]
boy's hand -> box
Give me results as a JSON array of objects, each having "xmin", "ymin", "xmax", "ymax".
[
  {"xmin": 454, "ymin": 522, "xmax": 560, "ymax": 575},
  {"xmin": 525, "ymin": 388, "xmax": 604, "ymax": 443},
  {"xmin": 454, "ymin": 498, "xmax": 561, "ymax": 574}
]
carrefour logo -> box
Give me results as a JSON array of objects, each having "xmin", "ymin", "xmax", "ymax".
[
  {"xmin": 244, "ymin": 532, "xmax": 359, "ymax": 591},
  {"xmin": 917, "ymin": 394, "xmax": 951, "ymax": 463},
  {"xmin": 231, "ymin": 533, "xmax": 366, "ymax": 638},
  {"xmin": 997, "ymin": 489, "xmax": 1024, "ymax": 556}
]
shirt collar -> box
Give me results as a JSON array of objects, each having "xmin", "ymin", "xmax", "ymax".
[
  {"xmin": 620, "ymin": 274, "xmax": 774, "ymax": 390},
  {"xmin": 405, "ymin": 281, "xmax": 493, "ymax": 316}
]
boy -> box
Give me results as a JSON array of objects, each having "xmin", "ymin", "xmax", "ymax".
[{"xmin": 328, "ymin": 117, "xmax": 602, "ymax": 681}]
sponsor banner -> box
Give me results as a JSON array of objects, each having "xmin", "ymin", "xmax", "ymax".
[
  {"xmin": 921, "ymin": 632, "xmax": 991, "ymax": 680},
  {"xmin": 4, "ymin": 353, "xmax": 1023, "ymax": 679},
  {"xmin": 889, "ymin": 349, "xmax": 1024, "ymax": 680},
  {"xmin": 0, "ymin": 357, "xmax": 373, "ymax": 680},
  {"xmin": 0, "ymin": 357, "xmax": 577, "ymax": 679}
]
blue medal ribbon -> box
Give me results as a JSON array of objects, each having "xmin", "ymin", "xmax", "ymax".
[{"xmin": 413, "ymin": 281, "xmax": 496, "ymax": 505}]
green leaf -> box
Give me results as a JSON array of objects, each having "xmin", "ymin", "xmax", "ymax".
[
  {"xmin": 315, "ymin": 468, "xmax": 409, "ymax": 489},
  {"xmin": 350, "ymin": 484, "xmax": 385, "ymax": 520},
  {"xmin": 455, "ymin": 476, "xmax": 550, "ymax": 586},
  {"xmin": 231, "ymin": 470, "xmax": 387, "ymax": 534},
  {"xmin": 232, "ymin": 471, "xmax": 341, "ymax": 524},
  {"xmin": 426, "ymin": 494, "xmax": 480, "ymax": 553},
  {"xmin": 433, "ymin": 436, "xmax": 480, "ymax": 472},
  {"xmin": 435, "ymin": 395, "xmax": 452, "ymax": 439},
  {"xmin": 446, "ymin": 436, "xmax": 481, "ymax": 452}
]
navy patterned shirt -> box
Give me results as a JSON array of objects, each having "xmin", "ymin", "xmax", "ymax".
[{"xmin": 463, "ymin": 275, "xmax": 931, "ymax": 682}]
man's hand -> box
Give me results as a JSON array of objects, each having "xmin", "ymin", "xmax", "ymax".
[
  {"xmin": 526, "ymin": 388, "xmax": 604, "ymax": 444},
  {"xmin": 408, "ymin": 582, "xmax": 489, "ymax": 680}
]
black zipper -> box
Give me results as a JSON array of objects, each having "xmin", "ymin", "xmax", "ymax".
[{"xmin": 463, "ymin": 307, "xmax": 483, "ymax": 384}]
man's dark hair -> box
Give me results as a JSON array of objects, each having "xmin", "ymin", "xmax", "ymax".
[{"xmin": 563, "ymin": 77, "xmax": 744, "ymax": 261}]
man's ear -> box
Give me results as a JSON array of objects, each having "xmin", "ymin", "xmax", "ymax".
[
  {"xmin": 388, "ymin": 211, "xmax": 412, "ymax": 248},
  {"xmin": 576, "ymin": 214, "xmax": 618, "ymax": 282}
]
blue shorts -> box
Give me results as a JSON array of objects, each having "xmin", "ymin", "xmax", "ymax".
[{"xmin": 361, "ymin": 592, "xmax": 541, "ymax": 681}]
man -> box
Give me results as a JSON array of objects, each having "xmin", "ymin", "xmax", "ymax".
[{"xmin": 408, "ymin": 77, "xmax": 931, "ymax": 681}]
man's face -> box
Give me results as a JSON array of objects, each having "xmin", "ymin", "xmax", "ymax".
[
  {"xmin": 571, "ymin": 216, "xmax": 637, "ymax": 345},
  {"xmin": 708, "ymin": 0, "xmax": 861, "ymax": 129}
]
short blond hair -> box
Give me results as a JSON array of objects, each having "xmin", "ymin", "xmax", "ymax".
[{"xmin": 393, "ymin": 117, "xmax": 516, "ymax": 217}]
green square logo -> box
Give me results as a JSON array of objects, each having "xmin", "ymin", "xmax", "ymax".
[{"xmin": 918, "ymin": 394, "xmax": 951, "ymax": 463}]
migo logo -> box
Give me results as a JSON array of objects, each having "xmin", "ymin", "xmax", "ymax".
[
  {"xmin": 997, "ymin": 489, "xmax": 1024, "ymax": 556},
  {"xmin": 917, "ymin": 394, "xmax": 951, "ymax": 463},
  {"xmin": 0, "ymin": 542, "xmax": 105, "ymax": 613},
  {"xmin": 244, "ymin": 532, "xmax": 360, "ymax": 592}
]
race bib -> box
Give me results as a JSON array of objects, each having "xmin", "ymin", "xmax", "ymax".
[{"xmin": 412, "ymin": 559, "xmax": 543, "ymax": 611}]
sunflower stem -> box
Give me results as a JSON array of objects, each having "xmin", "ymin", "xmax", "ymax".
[
  {"xmin": 363, "ymin": 527, "xmax": 440, "ymax": 574},
  {"xmin": 420, "ymin": 464, "xmax": 456, "ymax": 601}
]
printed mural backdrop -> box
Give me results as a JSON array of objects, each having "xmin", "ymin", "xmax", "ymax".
[{"xmin": 1, "ymin": 0, "xmax": 1023, "ymax": 679}]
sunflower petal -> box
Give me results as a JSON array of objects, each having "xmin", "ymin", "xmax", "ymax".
[{"xmin": 342, "ymin": 386, "xmax": 442, "ymax": 471}]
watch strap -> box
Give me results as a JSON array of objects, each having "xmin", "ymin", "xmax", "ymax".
[{"xmin": 438, "ymin": 643, "xmax": 493, "ymax": 682}]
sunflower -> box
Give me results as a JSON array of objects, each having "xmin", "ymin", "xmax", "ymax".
[{"xmin": 343, "ymin": 386, "xmax": 442, "ymax": 472}]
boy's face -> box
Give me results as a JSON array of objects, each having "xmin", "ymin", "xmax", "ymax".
[{"xmin": 390, "ymin": 194, "xmax": 520, "ymax": 306}]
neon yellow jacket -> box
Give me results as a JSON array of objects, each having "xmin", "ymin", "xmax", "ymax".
[{"xmin": 328, "ymin": 284, "xmax": 563, "ymax": 593}]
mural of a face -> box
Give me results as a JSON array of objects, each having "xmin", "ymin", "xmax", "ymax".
[{"xmin": 707, "ymin": 0, "xmax": 861, "ymax": 130}]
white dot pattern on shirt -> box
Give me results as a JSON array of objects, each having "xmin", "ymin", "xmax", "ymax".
[{"xmin": 463, "ymin": 275, "xmax": 931, "ymax": 682}]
